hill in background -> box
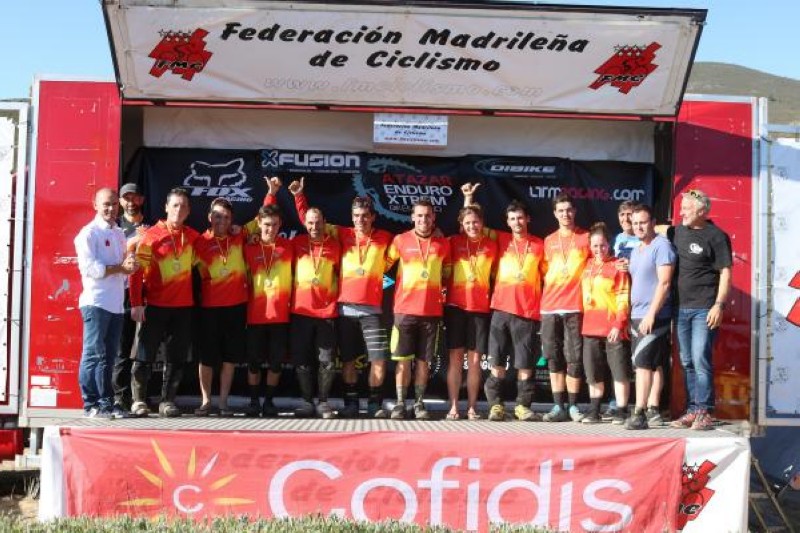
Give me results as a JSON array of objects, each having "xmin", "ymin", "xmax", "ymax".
[{"xmin": 688, "ymin": 62, "xmax": 800, "ymax": 125}]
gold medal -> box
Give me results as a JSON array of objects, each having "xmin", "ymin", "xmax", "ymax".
[
  {"xmin": 467, "ymin": 274, "xmax": 476, "ymax": 282},
  {"xmin": 356, "ymin": 267, "xmax": 366, "ymax": 276},
  {"xmin": 561, "ymin": 266, "xmax": 569, "ymax": 279},
  {"xmin": 172, "ymin": 260, "xmax": 181, "ymax": 272},
  {"xmin": 263, "ymin": 278, "xmax": 273, "ymax": 289},
  {"xmin": 420, "ymin": 270, "xmax": 429, "ymax": 279},
  {"xmin": 584, "ymin": 295, "xmax": 593, "ymax": 306},
  {"xmin": 220, "ymin": 267, "xmax": 229, "ymax": 277},
  {"xmin": 312, "ymin": 277, "xmax": 320, "ymax": 286},
  {"xmin": 516, "ymin": 272, "xmax": 525, "ymax": 281}
]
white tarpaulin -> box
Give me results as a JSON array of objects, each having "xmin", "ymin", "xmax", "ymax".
[
  {"xmin": 764, "ymin": 138, "xmax": 800, "ymax": 420},
  {"xmin": 680, "ymin": 437, "xmax": 750, "ymax": 532},
  {"xmin": 105, "ymin": 1, "xmax": 704, "ymax": 115},
  {"xmin": 142, "ymin": 107, "xmax": 655, "ymax": 162}
]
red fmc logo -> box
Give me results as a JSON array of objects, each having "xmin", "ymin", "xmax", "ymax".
[
  {"xmin": 677, "ymin": 460, "xmax": 717, "ymax": 530},
  {"xmin": 590, "ymin": 42, "xmax": 661, "ymax": 94},
  {"xmin": 149, "ymin": 29, "xmax": 213, "ymax": 81}
]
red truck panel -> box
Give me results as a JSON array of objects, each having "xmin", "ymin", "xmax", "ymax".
[
  {"xmin": 27, "ymin": 81, "xmax": 121, "ymax": 410},
  {"xmin": 672, "ymin": 99, "xmax": 754, "ymax": 420}
]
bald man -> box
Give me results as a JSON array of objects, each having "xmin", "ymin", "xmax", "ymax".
[{"xmin": 74, "ymin": 188, "xmax": 139, "ymax": 418}]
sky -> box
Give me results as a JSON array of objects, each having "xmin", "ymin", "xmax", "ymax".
[{"xmin": 0, "ymin": 0, "xmax": 798, "ymax": 99}]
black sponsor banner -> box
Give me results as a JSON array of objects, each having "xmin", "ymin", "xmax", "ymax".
[
  {"xmin": 129, "ymin": 148, "xmax": 267, "ymax": 230},
  {"xmin": 133, "ymin": 148, "xmax": 654, "ymax": 237}
]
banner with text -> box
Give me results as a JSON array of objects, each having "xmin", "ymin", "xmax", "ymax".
[
  {"xmin": 105, "ymin": 1, "xmax": 703, "ymax": 115},
  {"xmin": 132, "ymin": 148, "xmax": 654, "ymax": 239},
  {"xmin": 46, "ymin": 427, "xmax": 686, "ymax": 532}
]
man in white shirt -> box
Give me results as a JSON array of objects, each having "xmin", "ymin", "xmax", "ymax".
[{"xmin": 74, "ymin": 188, "xmax": 138, "ymax": 418}]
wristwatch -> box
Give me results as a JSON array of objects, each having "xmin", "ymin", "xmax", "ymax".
[{"xmin": 713, "ymin": 301, "xmax": 726, "ymax": 309}]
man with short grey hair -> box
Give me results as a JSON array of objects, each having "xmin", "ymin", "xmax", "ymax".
[{"xmin": 668, "ymin": 189, "xmax": 732, "ymax": 431}]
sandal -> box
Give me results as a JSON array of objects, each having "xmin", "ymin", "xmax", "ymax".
[
  {"xmin": 445, "ymin": 411, "xmax": 461, "ymax": 421},
  {"xmin": 467, "ymin": 410, "xmax": 481, "ymax": 421},
  {"xmin": 194, "ymin": 403, "xmax": 212, "ymax": 417}
]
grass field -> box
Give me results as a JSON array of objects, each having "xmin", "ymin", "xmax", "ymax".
[{"xmin": 0, "ymin": 515, "xmax": 557, "ymax": 532}]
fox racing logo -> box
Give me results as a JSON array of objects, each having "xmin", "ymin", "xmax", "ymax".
[
  {"xmin": 184, "ymin": 159, "xmax": 247, "ymax": 188},
  {"xmin": 182, "ymin": 159, "xmax": 252, "ymax": 201}
]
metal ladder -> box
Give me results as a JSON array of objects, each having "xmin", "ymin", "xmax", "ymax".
[{"xmin": 749, "ymin": 457, "xmax": 795, "ymax": 533}]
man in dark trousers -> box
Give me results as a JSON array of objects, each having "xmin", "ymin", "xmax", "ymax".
[{"xmin": 111, "ymin": 182, "xmax": 148, "ymax": 416}]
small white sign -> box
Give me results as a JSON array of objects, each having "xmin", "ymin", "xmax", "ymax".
[
  {"xmin": 30, "ymin": 387, "xmax": 58, "ymax": 407},
  {"xmin": 373, "ymin": 113, "xmax": 448, "ymax": 146}
]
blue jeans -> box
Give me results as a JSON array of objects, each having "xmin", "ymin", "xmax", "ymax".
[
  {"xmin": 676, "ymin": 308, "xmax": 717, "ymax": 412},
  {"xmin": 79, "ymin": 306, "xmax": 123, "ymax": 412}
]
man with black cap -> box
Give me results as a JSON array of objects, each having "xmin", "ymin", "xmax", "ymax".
[{"xmin": 110, "ymin": 182, "xmax": 149, "ymax": 416}]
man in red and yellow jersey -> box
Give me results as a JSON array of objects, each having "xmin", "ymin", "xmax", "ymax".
[
  {"xmin": 386, "ymin": 199, "xmax": 450, "ymax": 420},
  {"xmin": 130, "ymin": 188, "xmax": 200, "ymax": 417},
  {"xmin": 541, "ymin": 193, "xmax": 591, "ymax": 423},
  {"xmin": 445, "ymin": 202, "xmax": 497, "ymax": 421},
  {"xmin": 192, "ymin": 197, "xmax": 249, "ymax": 417},
  {"xmin": 243, "ymin": 180, "xmax": 293, "ymax": 417},
  {"xmin": 287, "ymin": 178, "xmax": 393, "ymax": 419},
  {"xmin": 270, "ymin": 180, "xmax": 341, "ymax": 418},
  {"xmin": 463, "ymin": 183, "xmax": 546, "ymax": 422}
]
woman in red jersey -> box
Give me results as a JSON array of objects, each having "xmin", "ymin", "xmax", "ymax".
[
  {"xmin": 445, "ymin": 205, "xmax": 497, "ymax": 420},
  {"xmin": 579, "ymin": 223, "xmax": 632, "ymax": 424}
]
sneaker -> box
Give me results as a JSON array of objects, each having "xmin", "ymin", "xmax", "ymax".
[
  {"xmin": 295, "ymin": 400, "xmax": 315, "ymax": 418},
  {"xmin": 691, "ymin": 411, "xmax": 714, "ymax": 431},
  {"xmin": 244, "ymin": 400, "xmax": 261, "ymax": 417},
  {"xmin": 194, "ymin": 403, "xmax": 212, "ymax": 417},
  {"xmin": 261, "ymin": 398, "xmax": 278, "ymax": 418},
  {"xmin": 316, "ymin": 402, "xmax": 335, "ymax": 419},
  {"xmin": 624, "ymin": 410, "xmax": 649, "ymax": 430},
  {"xmin": 340, "ymin": 401, "xmax": 360, "ymax": 419},
  {"xmin": 601, "ymin": 407, "xmax": 618, "ymax": 422},
  {"xmin": 542, "ymin": 405, "xmax": 569, "ymax": 422},
  {"xmin": 670, "ymin": 411, "xmax": 697, "ymax": 429},
  {"xmin": 367, "ymin": 401, "xmax": 388, "ymax": 419},
  {"xmin": 390, "ymin": 403, "xmax": 407, "ymax": 420},
  {"xmin": 131, "ymin": 401, "xmax": 150, "ymax": 417},
  {"xmin": 413, "ymin": 402, "xmax": 430, "ymax": 420},
  {"xmin": 611, "ymin": 407, "xmax": 628, "ymax": 425},
  {"xmin": 85, "ymin": 407, "xmax": 112, "ymax": 419},
  {"xmin": 488, "ymin": 404, "xmax": 505, "ymax": 422},
  {"xmin": 646, "ymin": 407, "xmax": 664, "ymax": 427},
  {"xmin": 218, "ymin": 407, "xmax": 235, "ymax": 417},
  {"xmin": 117, "ymin": 397, "xmax": 133, "ymax": 412},
  {"xmin": 158, "ymin": 401, "xmax": 181, "ymax": 418},
  {"xmin": 110, "ymin": 404, "xmax": 130, "ymax": 419},
  {"xmin": 514, "ymin": 404, "xmax": 537, "ymax": 421},
  {"xmin": 581, "ymin": 412, "xmax": 601, "ymax": 424},
  {"xmin": 569, "ymin": 405, "xmax": 583, "ymax": 422}
]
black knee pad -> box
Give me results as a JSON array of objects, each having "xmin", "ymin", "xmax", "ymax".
[
  {"xmin": 567, "ymin": 362, "xmax": 584, "ymax": 379},
  {"xmin": 547, "ymin": 358, "xmax": 566, "ymax": 373}
]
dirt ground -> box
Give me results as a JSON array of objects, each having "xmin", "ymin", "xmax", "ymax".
[{"xmin": 0, "ymin": 468, "xmax": 39, "ymax": 523}]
